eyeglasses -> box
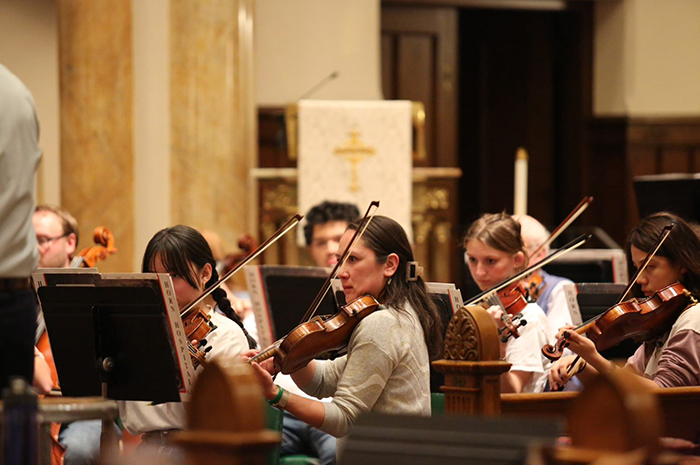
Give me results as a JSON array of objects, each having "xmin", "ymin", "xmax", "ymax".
[{"xmin": 36, "ymin": 233, "xmax": 69, "ymax": 248}]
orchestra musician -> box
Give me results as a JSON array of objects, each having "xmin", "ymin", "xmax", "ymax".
[
  {"xmin": 0, "ymin": 64, "xmax": 41, "ymax": 394},
  {"xmin": 272, "ymin": 200, "xmax": 360, "ymax": 465},
  {"xmin": 464, "ymin": 212, "xmax": 553, "ymax": 393},
  {"xmin": 247, "ymin": 215, "xmax": 443, "ymax": 455},
  {"xmin": 549, "ymin": 212, "xmax": 700, "ymax": 390},
  {"xmin": 516, "ymin": 214, "xmax": 577, "ymax": 337},
  {"xmin": 118, "ymin": 225, "xmax": 255, "ymax": 461},
  {"xmin": 33, "ymin": 204, "xmax": 124, "ymax": 465},
  {"xmin": 304, "ymin": 201, "xmax": 360, "ymax": 268}
]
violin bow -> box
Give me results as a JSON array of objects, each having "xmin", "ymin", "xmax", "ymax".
[
  {"xmin": 181, "ymin": 214, "xmax": 304, "ymax": 316},
  {"xmin": 616, "ymin": 223, "xmax": 674, "ymax": 303},
  {"xmin": 465, "ymin": 233, "xmax": 592, "ymax": 308},
  {"xmin": 299, "ymin": 200, "xmax": 380, "ymax": 323},
  {"xmin": 570, "ymin": 223, "xmax": 675, "ymax": 332},
  {"xmin": 529, "ymin": 196, "xmax": 593, "ymax": 259}
]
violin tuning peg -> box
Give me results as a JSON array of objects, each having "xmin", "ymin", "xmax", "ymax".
[
  {"xmin": 204, "ymin": 346, "xmax": 213, "ymax": 353},
  {"xmin": 198, "ymin": 339, "xmax": 208, "ymax": 348}
]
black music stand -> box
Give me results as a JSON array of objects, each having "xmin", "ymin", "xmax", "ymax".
[
  {"xmin": 634, "ymin": 173, "xmax": 700, "ymax": 222},
  {"xmin": 245, "ymin": 265, "xmax": 344, "ymax": 348},
  {"xmin": 33, "ymin": 271, "xmax": 191, "ymax": 404},
  {"xmin": 574, "ymin": 283, "xmax": 640, "ymax": 360}
]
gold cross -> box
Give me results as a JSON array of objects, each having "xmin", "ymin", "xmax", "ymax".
[{"xmin": 334, "ymin": 130, "xmax": 375, "ymax": 192}]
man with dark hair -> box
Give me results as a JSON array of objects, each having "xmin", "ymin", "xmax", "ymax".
[
  {"xmin": 273, "ymin": 201, "xmax": 360, "ymax": 465},
  {"xmin": 303, "ymin": 201, "xmax": 360, "ymax": 268},
  {"xmin": 0, "ymin": 64, "xmax": 42, "ymax": 392}
]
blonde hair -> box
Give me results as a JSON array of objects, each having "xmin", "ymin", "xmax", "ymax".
[
  {"xmin": 464, "ymin": 212, "xmax": 529, "ymax": 272},
  {"xmin": 35, "ymin": 204, "xmax": 79, "ymax": 245}
]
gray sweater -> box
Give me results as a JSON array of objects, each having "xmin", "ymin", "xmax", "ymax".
[{"xmin": 301, "ymin": 303, "xmax": 431, "ymax": 438}]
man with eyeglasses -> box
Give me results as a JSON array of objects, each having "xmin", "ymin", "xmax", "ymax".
[
  {"xmin": 0, "ymin": 64, "xmax": 42, "ymax": 392},
  {"xmin": 33, "ymin": 205, "xmax": 78, "ymax": 268},
  {"xmin": 32, "ymin": 205, "xmax": 119, "ymax": 465}
]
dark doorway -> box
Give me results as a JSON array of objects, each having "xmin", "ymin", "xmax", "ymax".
[{"xmin": 459, "ymin": 7, "xmax": 591, "ymax": 231}]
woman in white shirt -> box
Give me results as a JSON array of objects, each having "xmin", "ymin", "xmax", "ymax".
[
  {"xmin": 118, "ymin": 225, "xmax": 255, "ymax": 460},
  {"xmin": 464, "ymin": 212, "xmax": 553, "ymax": 393}
]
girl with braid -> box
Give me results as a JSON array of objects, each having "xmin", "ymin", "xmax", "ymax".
[{"xmin": 118, "ymin": 225, "xmax": 255, "ymax": 460}]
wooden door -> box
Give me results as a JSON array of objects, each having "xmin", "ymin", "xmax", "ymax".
[{"xmin": 381, "ymin": 6, "xmax": 459, "ymax": 168}]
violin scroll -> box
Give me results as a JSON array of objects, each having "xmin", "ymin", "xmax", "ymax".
[
  {"xmin": 499, "ymin": 313, "xmax": 527, "ymax": 343},
  {"xmin": 75, "ymin": 226, "xmax": 118, "ymax": 268},
  {"xmin": 541, "ymin": 331, "xmax": 571, "ymax": 361}
]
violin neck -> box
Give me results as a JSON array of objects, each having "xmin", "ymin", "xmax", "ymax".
[{"xmin": 249, "ymin": 343, "xmax": 279, "ymax": 364}]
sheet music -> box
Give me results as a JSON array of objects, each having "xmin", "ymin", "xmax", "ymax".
[{"xmin": 32, "ymin": 270, "xmax": 196, "ymax": 402}]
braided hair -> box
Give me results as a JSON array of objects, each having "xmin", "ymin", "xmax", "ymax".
[{"xmin": 142, "ymin": 225, "xmax": 257, "ymax": 349}]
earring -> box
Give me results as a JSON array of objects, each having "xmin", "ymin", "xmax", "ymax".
[{"xmin": 387, "ymin": 277, "xmax": 393, "ymax": 286}]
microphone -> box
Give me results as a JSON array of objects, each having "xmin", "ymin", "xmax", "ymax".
[{"xmin": 297, "ymin": 71, "xmax": 339, "ymax": 100}]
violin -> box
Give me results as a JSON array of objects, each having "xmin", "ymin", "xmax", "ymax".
[
  {"xmin": 465, "ymin": 234, "xmax": 591, "ymax": 343},
  {"xmin": 542, "ymin": 282, "xmax": 693, "ymax": 360},
  {"xmin": 521, "ymin": 196, "xmax": 593, "ymax": 304},
  {"xmin": 542, "ymin": 223, "xmax": 687, "ymax": 362},
  {"xmin": 178, "ymin": 215, "xmax": 304, "ymax": 367},
  {"xmin": 249, "ymin": 201, "xmax": 381, "ymax": 374},
  {"xmin": 522, "ymin": 270, "xmax": 546, "ymax": 302},
  {"xmin": 493, "ymin": 283, "xmax": 529, "ymax": 342},
  {"xmin": 249, "ymin": 294, "xmax": 380, "ymax": 374}
]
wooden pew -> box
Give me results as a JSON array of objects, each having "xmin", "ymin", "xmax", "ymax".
[
  {"xmin": 433, "ymin": 304, "xmax": 700, "ymax": 462},
  {"xmin": 501, "ymin": 387, "xmax": 700, "ymax": 443}
]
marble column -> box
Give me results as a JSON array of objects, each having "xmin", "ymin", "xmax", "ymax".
[
  {"xmin": 57, "ymin": 0, "xmax": 134, "ymax": 272},
  {"xmin": 170, "ymin": 0, "xmax": 256, "ymax": 253}
]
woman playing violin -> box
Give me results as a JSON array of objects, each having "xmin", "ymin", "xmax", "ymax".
[
  {"xmin": 464, "ymin": 213, "xmax": 553, "ymax": 393},
  {"xmin": 247, "ymin": 216, "xmax": 443, "ymax": 443},
  {"xmin": 550, "ymin": 212, "xmax": 700, "ymax": 390},
  {"xmin": 118, "ymin": 225, "xmax": 255, "ymax": 459}
]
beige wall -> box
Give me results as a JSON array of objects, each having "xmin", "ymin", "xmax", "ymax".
[
  {"xmin": 0, "ymin": 0, "xmax": 60, "ymax": 204},
  {"xmin": 595, "ymin": 0, "xmax": 700, "ymax": 116},
  {"xmin": 254, "ymin": 0, "xmax": 383, "ymax": 105},
  {"xmin": 132, "ymin": 0, "xmax": 172, "ymax": 269}
]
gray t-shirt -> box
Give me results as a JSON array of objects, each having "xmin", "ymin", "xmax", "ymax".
[
  {"xmin": 0, "ymin": 64, "xmax": 41, "ymax": 277},
  {"xmin": 301, "ymin": 303, "xmax": 431, "ymax": 438}
]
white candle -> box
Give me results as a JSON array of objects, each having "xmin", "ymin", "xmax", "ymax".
[{"xmin": 514, "ymin": 147, "xmax": 528, "ymax": 215}]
